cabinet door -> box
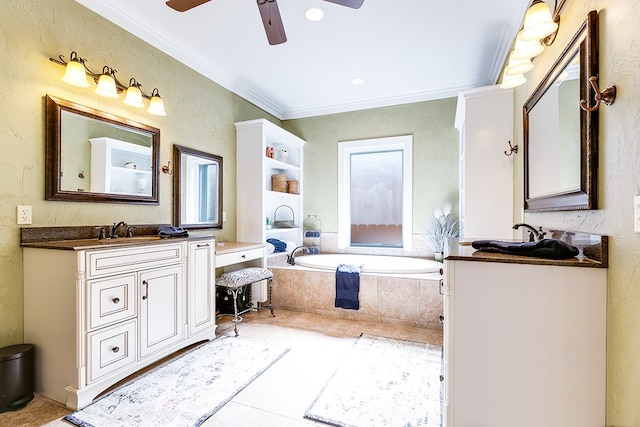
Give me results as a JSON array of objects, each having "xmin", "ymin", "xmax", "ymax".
[
  {"xmin": 188, "ymin": 241, "xmax": 215, "ymax": 336},
  {"xmin": 139, "ymin": 265, "xmax": 184, "ymax": 358}
]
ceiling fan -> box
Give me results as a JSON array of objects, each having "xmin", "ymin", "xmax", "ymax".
[{"xmin": 165, "ymin": 0, "xmax": 364, "ymax": 45}]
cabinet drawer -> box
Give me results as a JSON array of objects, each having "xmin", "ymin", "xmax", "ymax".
[
  {"xmin": 87, "ymin": 273, "xmax": 137, "ymax": 330},
  {"xmin": 216, "ymin": 247, "xmax": 264, "ymax": 268},
  {"xmin": 86, "ymin": 243, "xmax": 184, "ymax": 278},
  {"xmin": 87, "ymin": 320, "xmax": 136, "ymax": 383}
]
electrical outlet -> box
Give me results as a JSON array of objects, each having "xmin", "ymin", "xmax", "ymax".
[
  {"xmin": 222, "ymin": 211, "xmax": 227, "ymax": 222},
  {"xmin": 635, "ymin": 195, "xmax": 640, "ymax": 233},
  {"xmin": 17, "ymin": 205, "xmax": 32, "ymax": 225}
]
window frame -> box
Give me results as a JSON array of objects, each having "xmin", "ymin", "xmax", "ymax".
[{"xmin": 337, "ymin": 135, "xmax": 413, "ymax": 251}]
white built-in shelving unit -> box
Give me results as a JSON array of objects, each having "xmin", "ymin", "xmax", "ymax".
[{"xmin": 235, "ymin": 119, "xmax": 306, "ymax": 258}]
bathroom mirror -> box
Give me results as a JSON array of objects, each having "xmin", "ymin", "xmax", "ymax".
[
  {"xmin": 45, "ymin": 95, "xmax": 160, "ymax": 204},
  {"xmin": 523, "ymin": 10, "xmax": 598, "ymax": 212},
  {"xmin": 173, "ymin": 144, "xmax": 223, "ymax": 229}
]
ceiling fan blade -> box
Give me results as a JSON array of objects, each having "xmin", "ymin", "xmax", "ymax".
[
  {"xmin": 322, "ymin": 0, "xmax": 364, "ymax": 9},
  {"xmin": 257, "ymin": 0, "xmax": 287, "ymax": 45},
  {"xmin": 166, "ymin": 0, "xmax": 211, "ymax": 12}
]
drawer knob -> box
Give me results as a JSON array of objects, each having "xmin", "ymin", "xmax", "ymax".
[
  {"xmin": 112, "ymin": 297, "xmax": 120, "ymax": 304},
  {"xmin": 241, "ymin": 254, "xmax": 246, "ymax": 258},
  {"xmin": 112, "ymin": 346, "xmax": 120, "ymax": 353}
]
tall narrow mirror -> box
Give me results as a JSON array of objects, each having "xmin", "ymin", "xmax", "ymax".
[
  {"xmin": 523, "ymin": 10, "xmax": 598, "ymax": 211},
  {"xmin": 173, "ymin": 145, "xmax": 223, "ymax": 229}
]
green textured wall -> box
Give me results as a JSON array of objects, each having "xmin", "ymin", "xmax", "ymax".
[
  {"xmin": 0, "ymin": 0, "xmax": 276, "ymax": 347},
  {"xmin": 283, "ymin": 99, "xmax": 459, "ymax": 233},
  {"xmin": 512, "ymin": 1, "xmax": 640, "ymax": 424}
]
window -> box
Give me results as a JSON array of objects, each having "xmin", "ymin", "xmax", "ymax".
[{"xmin": 338, "ymin": 135, "xmax": 413, "ymax": 250}]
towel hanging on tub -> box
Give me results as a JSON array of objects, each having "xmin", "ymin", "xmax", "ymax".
[{"xmin": 335, "ymin": 264, "xmax": 361, "ymax": 310}]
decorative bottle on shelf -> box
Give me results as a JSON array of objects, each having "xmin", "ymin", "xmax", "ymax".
[{"xmin": 303, "ymin": 215, "xmax": 322, "ymax": 254}]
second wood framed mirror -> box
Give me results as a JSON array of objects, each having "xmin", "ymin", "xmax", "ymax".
[{"xmin": 523, "ymin": 10, "xmax": 599, "ymax": 212}]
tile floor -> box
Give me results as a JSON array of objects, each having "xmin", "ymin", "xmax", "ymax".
[{"xmin": 0, "ymin": 309, "xmax": 442, "ymax": 427}]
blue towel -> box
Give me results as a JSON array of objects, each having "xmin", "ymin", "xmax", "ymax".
[
  {"xmin": 266, "ymin": 238, "xmax": 287, "ymax": 253},
  {"xmin": 335, "ymin": 264, "xmax": 360, "ymax": 310}
]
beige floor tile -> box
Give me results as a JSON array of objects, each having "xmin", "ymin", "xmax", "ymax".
[{"xmin": 4, "ymin": 309, "xmax": 442, "ymax": 426}]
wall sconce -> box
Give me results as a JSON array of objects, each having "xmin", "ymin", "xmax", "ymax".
[
  {"xmin": 500, "ymin": 0, "xmax": 567, "ymax": 89},
  {"xmin": 50, "ymin": 51, "xmax": 167, "ymax": 116}
]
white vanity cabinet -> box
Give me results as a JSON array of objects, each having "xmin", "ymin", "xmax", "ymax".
[
  {"xmin": 235, "ymin": 119, "xmax": 306, "ymax": 252},
  {"xmin": 443, "ymin": 258, "xmax": 606, "ymax": 427},
  {"xmin": 23, "ymin": 238, "xmax": 216, "ymax": 410},
  {"xmin": 187, "ymin": 240, "xmax": 216, "ymax": 336}
]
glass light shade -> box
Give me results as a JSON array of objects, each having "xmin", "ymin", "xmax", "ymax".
[
  {"xmin": 512, "ymin": 30, "xmax": 544, "ymax": 60},
  {"xmin": 123, "ymin": 85, "xmax": 145, "ymax": 108},
  {"xmin": 505, "ymin": 54, "xmax": 534, "ymax": 76},
  {"xmin": 500, "ymin": 72, "xmax": 527, "ymax": 89},
  {"xmin": 521, "ymin": 1, "xmax": 558, "ymax": 41},
  {"xmin": 94, "ymin": 74, "xmax": 119, "ymax": 98},
  {"xmin": 61, "ymin": 60, "xmax": 90, "ymax": 88},
  {"xmin": 147, "ymin": 93, "xmax": 166, "ymax": 116}
]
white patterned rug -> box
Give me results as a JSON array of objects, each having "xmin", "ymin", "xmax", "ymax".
[
  {"xmin": 305, "ymin": 334, "xmax": 443, "ymax": 427},
  {"xmin": 64, "ymin": 336, "xmax": 289, "ymax": 427}
]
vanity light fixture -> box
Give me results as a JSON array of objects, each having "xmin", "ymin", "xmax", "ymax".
[
  {"xmin": 499, "ymin": 0, "xmax": 567, "ymax": 90},
  {"xmin": 50, "ymin": 51, "xmax": 167, "ymax": 116}
]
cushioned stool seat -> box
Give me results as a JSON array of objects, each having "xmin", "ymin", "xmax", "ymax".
[{"xmin": 216, "ymin": 267, "xmax": 274, "ymax": 336}]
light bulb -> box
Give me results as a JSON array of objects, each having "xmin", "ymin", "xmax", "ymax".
[
  {"xmin": 94, "ymin": 71, "xmax": 119, "ymax": 98},
  {"xmin": 61, "ymin": 59, "xmax": 90, "ymax": 88},
  {"xmin": 521, "ymin": 1, "xmax": 558, "ymax": 41},
  {"xmin": 123, "ymin": 84, "xmax": 145, "ymax": 108},
  {"xmin": 147, "ymin": 89, "xmax": 166, "ymax": 116}
]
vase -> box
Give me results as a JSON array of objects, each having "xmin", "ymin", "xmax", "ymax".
[{"xmin": 434, "ymin": 251, "xmax": 444, "ymax": 262}]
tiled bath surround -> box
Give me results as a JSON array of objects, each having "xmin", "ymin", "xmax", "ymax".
[
  {"xmin": 269, "ymin": 231, "xmax": 444, "ymax": 329},
  {"xmin": 270, "ymin": 266, "xmax": 443, "ymax": 329}
]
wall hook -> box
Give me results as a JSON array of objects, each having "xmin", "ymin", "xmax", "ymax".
[
  {"xmin": 161, "ymin": 161, "xmax": 173, "ymax": 175},
  {"xmin": 580, "ymin": 76, "xmax": 616, "ymax": 112},
  {"xmin": 504, "ymin": 140, "xmax": 518, "ymax": 156}
]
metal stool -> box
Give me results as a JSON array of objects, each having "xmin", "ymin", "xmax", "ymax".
[{"xmin": 216, "ymin": 267, "xmax": 274, "ymax": 336}]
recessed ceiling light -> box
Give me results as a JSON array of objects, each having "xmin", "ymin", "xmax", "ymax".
[
  {"xmin": 305, "ymin": 7, "xmax": 324, "ymax": 21},
  {"xmin": 351, "ymin": 77, "xmax": 365, "ymax": 85}
]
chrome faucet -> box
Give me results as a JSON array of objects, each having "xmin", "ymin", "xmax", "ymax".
[
  {"xmin": 287, "ymin": 246, "xmax": 309, "ymax": 265},
  {"xmin": 512, "ymin": 223, "xmax": 546, "ymax": 242},
  {"xmin": 111, "ymin": 221, "xmax": 127, "ymax": 239}
]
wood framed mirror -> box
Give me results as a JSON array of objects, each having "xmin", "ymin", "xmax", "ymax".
[
  {"xmin": 173, "ymin": 145, "xmax": 223, "ymax": 229},
  {"xmin": 45, "ymin": 95, "xmax": 160, "ymax": 204},
  {"xmin": 523, "ymin": 10, "xmax": 598, "ymax": 212}
]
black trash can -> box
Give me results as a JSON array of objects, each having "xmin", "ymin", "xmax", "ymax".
[{"xmin": 0, "ymin": 344, "xmax": 35, "ymax": 413}]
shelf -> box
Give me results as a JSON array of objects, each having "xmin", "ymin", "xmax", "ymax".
[
  {"xmin": 266, "ymin": 157, "xmax": 299, "ymax": 171},
  {"xmin": 266, "ymin": 227, "xmax": 301, "ymax": 233},
  {"xmin": 266, "ymin": 190, "xmax": 300, "ymax": 198}
]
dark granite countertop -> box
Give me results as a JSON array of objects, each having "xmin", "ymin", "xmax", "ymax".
[
  {"xmin": 446, "ymin": 229, "xmax": 608, "ymax": 268},
  {"xmin": 20, "ymin": 225, "xmax": 215, "ymax": 251}
]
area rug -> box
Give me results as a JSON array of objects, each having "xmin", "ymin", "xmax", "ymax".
[
  {"xmin": 64, "ymin": 336, "xmax": 289, "ymax": 427},
  {"xmin": 305, "ymin": 334, "xmax": 442, "ymax": 427}
]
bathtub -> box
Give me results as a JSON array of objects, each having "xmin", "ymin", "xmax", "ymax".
[
  {"xmin": 270, "ymin": 253, "xmax": 444, "ymax": 329},
  {"xmin": 293, "ymin": 253, "xmax": 442, "ymax": 274}
]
